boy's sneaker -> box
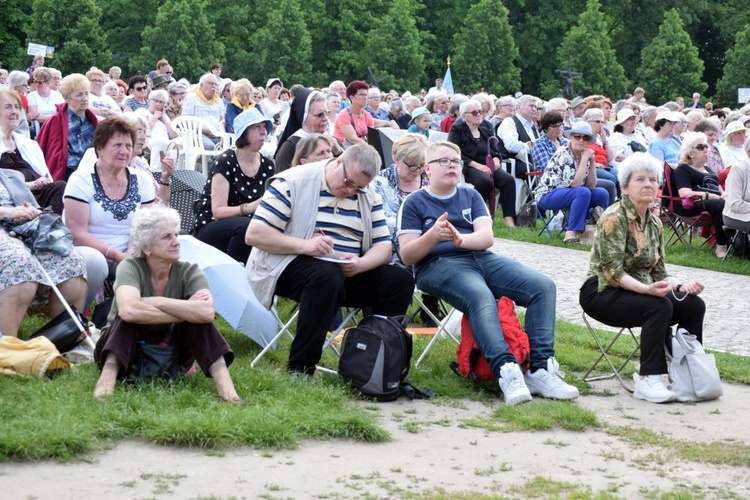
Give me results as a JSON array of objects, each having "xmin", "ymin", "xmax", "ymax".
[
  {"xmin": 524, "ymin": 358, "xmax": 579, "ymax": 400},
  {"xmin": 633, "ymin": 373, "xmax": 676, "ymax": 403},
  {"xmin": 498, "ymin": 362, "xmax": 532, "ymax": 406}
]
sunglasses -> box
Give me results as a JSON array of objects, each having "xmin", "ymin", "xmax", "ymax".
[
  {"xmin": 134, "ymin": 86, "xmax": 147, "ymax": 91},
  {"xmin": 310, "ymin": 111, "xmax": 331, "ymax": 119},
  {"xmin": 570, "ymin": 133, "xmax": 589, "ymax": 141},
  {"xmin": 694, "ymin": 144, "xmax": 709, "ymax": 151},
  {"xmin": 466, "ymin": 110, "xmax": 484, "ymax": 117}
]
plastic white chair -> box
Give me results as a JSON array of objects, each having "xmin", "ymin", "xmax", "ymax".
[{"xmin": 171, "ymin": 116, "xmax": 225, "ymax": 175}]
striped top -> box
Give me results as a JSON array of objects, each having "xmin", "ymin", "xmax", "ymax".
[{"xmin": 251, "ymin": 175, "xmax": 391, "ymax": 255}]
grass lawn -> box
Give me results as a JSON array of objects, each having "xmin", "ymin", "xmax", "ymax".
[
  {"xmin": 2, "ymin": 305, "xmax": 748, "ymax": 463},
  {"xmin": 493, "ymin": 217, "xmax": 750, "ymax": 276}
]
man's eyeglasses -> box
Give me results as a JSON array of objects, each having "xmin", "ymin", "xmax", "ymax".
[
  {"xmin": 310, "ymin": 111, "xmax": 331, "ymax": 119},
  {"xmin": 427, "ymin": 158, "xmax": 462, "ymax": 168},
  {"xmin": 134, "ymin": 86, "xmax": 147, "ymax": 91},
  {"xmin": 466, "ymin": 110, "xmax": 484, "ymax": 117},
  {"xmin": 694, "ymin": 144, "xmax": 709, "ymax": 151},
  {"xmin": 342, "ymin": 161, "xmax": 368, "ymax": 193}
]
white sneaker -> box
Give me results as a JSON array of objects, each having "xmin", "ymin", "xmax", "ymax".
[
  {"xmin": 633, "ymin": 373, "xmax": 676, "ymax": 403},
  {"xmin": 524, "ymin": 358, "xmax": 579, "ymax": 400},
  {"xmin": 498, "ymin": 362, "xmax": 532, "ymax": 406}
]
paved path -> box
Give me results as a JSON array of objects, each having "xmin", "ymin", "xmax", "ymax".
[{"xmin": 490, "ymin": 238, "xmax": 750, "ymax": 356}]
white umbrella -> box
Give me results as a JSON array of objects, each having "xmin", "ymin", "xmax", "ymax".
[{"xmin": 177, "ymin": 236, "xmax": 277, "ymax": 347}]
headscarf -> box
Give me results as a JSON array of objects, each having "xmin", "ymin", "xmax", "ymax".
[{"xmin": 276, "ymin": 88, "xmax": 322, "ymax": 157}]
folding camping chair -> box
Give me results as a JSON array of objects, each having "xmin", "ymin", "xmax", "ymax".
[
  {"xmin": 413, "ymin": 289, "xmax": 460, "ymax": 368},
  {"xmin": 250, "ymin": 298, "xmax": 361, "ymax": 373},
  {"xmin": 659, "ymin": 162, "xmax": 715, "ymax": 249},
  {"xmin": 581, "ymin": 312, "xmax": 640, "ymax": 392},
  {"xmin": 721, "ymin": 225, "xmax": 750, "ymax": 263}
]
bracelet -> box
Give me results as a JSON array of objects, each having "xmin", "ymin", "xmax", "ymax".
[
  {"xmin": 105, "ymin": 246, "xmax": 113, "ymax": 258},
  {"xmin": 159, "ymin": 180, "xmax": 170, "ymax": 186}
]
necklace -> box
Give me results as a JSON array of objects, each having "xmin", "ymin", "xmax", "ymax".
[{"xmin": 98, "ymin": 168, "xmax": 126, "ymax": 199}]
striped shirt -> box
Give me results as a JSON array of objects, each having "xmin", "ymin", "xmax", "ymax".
[{"xmin": 251, "ymin": 176, "xmax": 390, "ymax": 255}]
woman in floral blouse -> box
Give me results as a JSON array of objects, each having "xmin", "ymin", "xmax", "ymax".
[
  {"xmin": 534, "ymin": 122, "xmax": 609, "ymax": 244},
  {"xmin": 580, "ymin": 153, "xmax": 707, "ymax": 404}
]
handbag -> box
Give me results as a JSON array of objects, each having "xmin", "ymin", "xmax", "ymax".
[
  {"xmin": 26, "ymin": 307, "xmax": 87, "ymax": 354},
  {"xmin": 666, "ymin": 327, "xmax": 723, "ymax": 402},
  {"xmin": 2, "ymin": 212, "xmax": 73, "ymax": 256},
  {"xmin": 126, "ymin": 342, "xmax": 179, "ymax": 383},
  {"xmin": 681, "ymin": 194, "xmax": 701, "ymax": 210},
  {"xmin": 697, "ymin": 176, "xmax": 721, "ymax": 195},
  {"xmin": 516, "ymin": 201, "xmax": 538, "ymax": 228},
  {"xmin": 629, "ymin": 141, "xmax": 647, "ymax": 153}
]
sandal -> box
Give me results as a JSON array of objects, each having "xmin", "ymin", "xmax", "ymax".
[{"xmin": 563, "ymin": 237, "xmax": 581, "ymax": 245}]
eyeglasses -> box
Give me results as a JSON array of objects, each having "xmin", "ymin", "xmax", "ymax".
[
  {"xmin": 501, "ymin": 104, "xmax": 515, "ymax": 109},
  {"xmin": 466, "ymin": 110, "xmax": 484, "ymax": 117},
  {"xmin": 90, "ymin": 79, "xmax": 104, "ymax": 84},
  {"xmin": 570, "ymin": 133, "xmax": 589, "ymax": 141},
  {"xmin": 342, "ymin": 161, "xmax": 368, "ymax": 193},
  {"xmin": 405, "ymin": 163, "xmax": 425, "ymax": 172},
  {"xmin": 134, "ymin": 86, "xmax": 147, "ymax": 91},
  {"xmin": 310, "ymin": 111, "xmax": 331, "ymax": 119},
  {"xmin": 694, "ymin": 144, "xmax": 709, "ymax": 151},
  {"xmin": 427, "ymin": 158, "xmax": 462, "ymax": 168},
  {"xmin": 355, "ymin": 93, "xmax": 368, "ymax": 99},
  {"xmin": 165, "ymin": 71, "xmax": 173, "ymax": 75},
  {"xmin": 151, "ymin": 99, "xmax": 167, "ymax": 105},
  {"xmin": 549, "ymin": 123, "xmax": 564, "ymax": 129}
]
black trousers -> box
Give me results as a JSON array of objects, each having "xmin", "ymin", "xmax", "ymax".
[
  {"xmin": 674, "ymin": 197, "xmax": 728, "ymax": 246},
  {"xmin": 463, "ymin": 166, "xmax": 517, "ymax": 218},
  {"xmin": 94, "ymin": 316, "xmax": 234, "ymax": 378},
  {"xmin": 275, "ymin": 255, "xmax": 415, "ymax": 373},
  {"xmin": 579, "ymin": 276, "xmax": 705, "ymax": 375},
  {"xmin": 193, "ymin": 216, "xmax": 252, "ymax": 264}
]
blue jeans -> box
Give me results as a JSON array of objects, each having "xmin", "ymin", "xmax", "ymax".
[
  {"xmin": 416, "ymin": 251, "xmax": 556, "ymax": 377},
  {"xmin": 596, "ymin": 167, "xmax": 619, "ymax": 204},
  {"xmin": 538, "ymin": 186, "xmax": 609, "ymax": 231}
]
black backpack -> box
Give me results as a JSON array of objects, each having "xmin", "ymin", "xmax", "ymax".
[{"xmin": 338, "ymin": 315, "xmax": 433, "ymax": 402}]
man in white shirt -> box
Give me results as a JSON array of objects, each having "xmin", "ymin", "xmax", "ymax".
[
  {"xmin": 497, "ymin": 94, "xmax": 541, "ymax": 174},
  {"xmin": 182, "ymin": 73, "xmax": 226, "ymax": 150}
]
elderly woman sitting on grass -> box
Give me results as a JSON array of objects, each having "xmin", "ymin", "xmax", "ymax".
[{"xmin": 93, "ymin": 206, "xmax": 239, "ymax": 402}]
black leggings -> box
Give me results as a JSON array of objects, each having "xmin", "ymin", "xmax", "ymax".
[
  {"xmin": 579, "ymin": 276, "xmax": 705, "ymax": 375},
  {"xmin": 463, "ymin": 166, "xmax": 517, "ymax": 218},
  {"xmin": 674, "ymin": 198, "xmax": 728, "ymax": 246}
]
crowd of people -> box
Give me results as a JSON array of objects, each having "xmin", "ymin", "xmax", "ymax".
[{"xmin": 1, "ymin": 55, "xmax": 739, "ymax": 405}]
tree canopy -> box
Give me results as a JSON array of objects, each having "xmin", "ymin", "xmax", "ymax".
[
  {"xmin": 714, "ymin": 25, "xmax": 750, "ymax": 107},
  {"xmin": 637, "ymin": 9, "xmax": 707, "ymax": 105},
  {"xmin": 4, "ymin": 0, "xmax": 750, "ymax": 104}
]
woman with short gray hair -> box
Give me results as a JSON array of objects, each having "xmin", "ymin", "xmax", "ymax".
[{"xmin": 93, "ymin": 205, "xmax": 239, "ymax": 402}]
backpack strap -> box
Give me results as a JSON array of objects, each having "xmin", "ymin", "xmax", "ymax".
[{"xmin": 399, "ymin": 380, "xmax": 435, "ymax": 400}]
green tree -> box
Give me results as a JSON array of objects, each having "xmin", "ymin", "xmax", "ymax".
[
  {"xmin": 247, "ymin": 0, "xmax": 313, "ymax": 87},
  {"xmin": 27, "ymin": 0, "xmax": 111, "ymax": 75},
  {"xmin": 360, "ymin": 0, "xmax": 425, "ymax": 91},
  {"xmin": 207, "ymin": 0, "xmax": 257, "ymax": 80},
  {"xmin": 637, "ymin": 8, "xmax": 707, "ymax": 105},
  {"xmin": 714, "ymin": 25, "xmax": 750, "ymax": 107},
  {"xmin": 98, "ymin": 0, "xmax": 159, "ymax": 77},
  {"xmin": 542, "ymin": 0, "xmax": 627, "ymax": 99},
  {"xmin": 506, "ymin": 0, "xmax": 584, "ymax": 96},
  {"xmin": 416, "ymin": 0, "xmax": 473, "ymax": 89},
  {"xmin": 139, "ymin": 0, "xmax": 224, "ymax": 82},
  {"xmin": 452, "ymin": 0, "xmax": 521, "ymax": 95},
  {"xmin": 0, "ymin": 0, "xmax": 32, "ymax": 71}
]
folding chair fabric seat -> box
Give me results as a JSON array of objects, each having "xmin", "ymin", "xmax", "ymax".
[
  {"xmin": 169, "ymin": 170, "xmax": 207, "ymax": 234},
  {"xmin": 413, "ymin": 288, "xmax": 460, "ymax": 368},
  {"xmin": 660, "ymin": 162, "xmax": 714, "ymax": 249},
  {"xmin": 582, "ymin": 312, "xmax": 640, "ymax": 393}
]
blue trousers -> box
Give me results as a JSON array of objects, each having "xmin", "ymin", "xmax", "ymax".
[
  {"xmin": 538, "ymin": 186, "xmax": 609, "ymax": 231},
  {"xmin": 416, "ymin": 251, "xmax": 557, "ymax": 377}
]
